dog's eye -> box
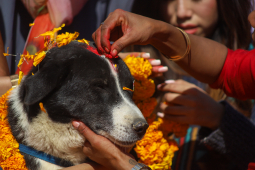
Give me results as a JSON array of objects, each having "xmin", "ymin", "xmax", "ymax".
[{"xmin": 91, "ymin": 79, "xmax": 108, "ymax": 91}]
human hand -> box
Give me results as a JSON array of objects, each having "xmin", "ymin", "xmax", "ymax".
[
  {"xmin": 118, "ymin": 52, "xmax": 168, "ymax": 77},
  {"xmin": 248, "ymin": 10, "xmax": 255, "ymax": 46},
  {"xmin": 72, "ymin": 121, "xmax": 138, "ymax": 170},
  {"xmin": 92, "ymin": 9, "xmax": 160, "ymax": 57},
  {"xmin": 157, "ymin": 79, "xmax": 224, "ymax": 130}
]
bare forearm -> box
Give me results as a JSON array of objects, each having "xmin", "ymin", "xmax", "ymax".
[
  {"xmin": 0, "ymin": 32, "xmax": 9, "ymax": 76},
  {"xmin": 150, "ymin": 21, "xmax": 228, "ymax": 84},
  {"xmin": 0, "ymin": 76, "xmax": 12, "ymax": 96}
]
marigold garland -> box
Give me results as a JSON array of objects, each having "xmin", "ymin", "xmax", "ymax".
[
  {"xmin": 124, "ymin": 55, "xmax": 189, "ymax": 169},
  {"xmin": 0, "ymin": 89, "xmax": 28, "ymax": 170},
  {"xmin": 135, "ymin": 118, "xmax": 178, "ymax": 170}
]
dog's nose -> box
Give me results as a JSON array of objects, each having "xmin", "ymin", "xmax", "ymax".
[{"xmin": 132, "ymin": 119, "xmax": 149, "ymax": 137}]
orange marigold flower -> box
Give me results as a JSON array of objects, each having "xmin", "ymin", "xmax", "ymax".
[
  {"xmin": 133, "ymin": 79, "xmax": 155, "ymax": 101},
  {"xmin": 39, "ymin": 103, "xmax": 46, "ymax": 113},
  {"xmin": 124, "ymin": 55, "xmax": 152, "ymax": 80},
  {"xmin": 0, "ymin": 89, "xmax": 28, "ymax": 169},
  {"xmin": 135, "ymin": 98, "xmax": 157, "ymax": 118},
  {"xmin": 135, "ymin": 118, "xmax": 178, "ymax": 170},
  {"xmin": 146, "ymin": 113, "xmax": 157, "ymax": 125},
  {"xmin": 160, "ymin": 119, "xmax": 189, "ymax": 138}
]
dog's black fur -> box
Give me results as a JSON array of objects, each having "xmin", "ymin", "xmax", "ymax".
[{"xmin": 7, "ymin": 42, "xmax": 148, "ymax": 170}]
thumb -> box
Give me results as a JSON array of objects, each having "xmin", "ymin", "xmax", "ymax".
[
  {"xmin": 110, "ymin": 35, "xmax": 132, "ymax": 57},
  {"xmin": 72, "ymin": 121, "xmax": 95, "ymax": 142}
]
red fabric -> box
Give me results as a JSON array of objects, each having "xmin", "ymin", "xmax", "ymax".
[
  {"xmin": 248, "ymin": 162, "xmax": 255, "ymax": 170},
  {"xmin": 15, "ymin": 13, "xmax": 55, "ymax": 75},
  {"xmin": 210, "ymin": 49, "xmax": 255, "ymax": 100}
]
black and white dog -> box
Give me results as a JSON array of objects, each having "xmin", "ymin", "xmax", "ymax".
[{"xmin": 7, "ymin": 41, "xmax": 148, "ymax": 169}]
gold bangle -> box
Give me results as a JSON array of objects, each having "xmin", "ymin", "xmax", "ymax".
[{"xmin": 163, "ymin": 27, "xmax": 191, "ymax": 61}]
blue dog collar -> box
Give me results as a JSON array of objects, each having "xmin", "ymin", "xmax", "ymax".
[{"xmin": 19, "ymin": 143, "xmax": 73, "ymax": 167}]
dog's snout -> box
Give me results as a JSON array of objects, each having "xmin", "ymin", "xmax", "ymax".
[{"xmin": 132, "ymin": 119, "xmax": 149, "ymax": 137}]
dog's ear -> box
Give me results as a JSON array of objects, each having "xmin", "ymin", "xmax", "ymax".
[{"xmin": 21, "ymin": 65, "xmax": 68, "ymax": 105}]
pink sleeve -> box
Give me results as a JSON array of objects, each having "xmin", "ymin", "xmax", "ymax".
[{"xmin": 210, "ymin": 49, "xmax": 255, "ymax": 100}]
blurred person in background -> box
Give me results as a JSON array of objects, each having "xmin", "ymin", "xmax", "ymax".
[{"xmin": 128, "ymin": 0, "xmax": 253, "ymax": 169}]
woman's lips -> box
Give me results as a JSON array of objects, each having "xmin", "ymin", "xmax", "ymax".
[{"xmin": 177, "ymin": 24, "xmax": 198, "ymax": 34}]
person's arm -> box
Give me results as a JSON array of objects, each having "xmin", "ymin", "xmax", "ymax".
[
  {"xmin": 0, "ymin": 77, "xmax": 12, "ymax": 96},
  {"xmin": 93, "ymin": 9, "xmax": 227, "ymax": 84},
  {"xmin": 0, "ymin": 32, "xmax": 10, "ymax": 76}
]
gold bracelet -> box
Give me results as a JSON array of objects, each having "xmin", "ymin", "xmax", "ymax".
[{"xmin": 163, "ymin": 27, "xmax": 191, "ymax": 61}]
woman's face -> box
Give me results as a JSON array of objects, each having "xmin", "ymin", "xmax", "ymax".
[{"xmin": 161, "ymin": 0, "xmax": 218, "ymax": 37}]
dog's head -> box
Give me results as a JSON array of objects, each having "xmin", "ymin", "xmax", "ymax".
[{"xmin": 17, "ymin": 41, "xmax": 148, "ymax": 148}]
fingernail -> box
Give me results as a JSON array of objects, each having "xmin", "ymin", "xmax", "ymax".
[
  {"xmin": 158, "ymin": 66, "xmax": 168, "ymax": 72},
  {"xmin": 150, "ymin": 59, "xmax": 161, "ymax": 66},
  {"xmin": 141, "ymin": 53, "xmax": 150, "ymax": 58},
  {"xmin": 104, "ymin": 47, "xmax": 109, "ymax": 53},
  {"xmin": 72, "ymin": 121, "xmax": 80, "ymax": 128},
  {"xmin": 157, "ymin": 112, "xmax": 165, "ymax": 118},
  {"xmin": 165, "ymin": 79, "xmax": 175, "ymax": 84},
  {"xmin": 157, "ymin": 84, "xmax": 163, "ymax": 89},
  {"xmin": 112, "ymin": 49, "xmax": 117, "ymax": 56}
]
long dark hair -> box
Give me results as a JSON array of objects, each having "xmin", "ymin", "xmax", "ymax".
[{"xmin": 132, "ymin": 0, "xmax": 253, "ymax": 50}]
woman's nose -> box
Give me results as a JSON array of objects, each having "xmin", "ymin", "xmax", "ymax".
[{"xmin": 176, "ymin": 0, "xmax": 193, "ymax": 19}]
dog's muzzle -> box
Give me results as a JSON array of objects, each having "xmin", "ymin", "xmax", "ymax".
[{"xmin": 132, "ymin": 118, "xmax": 149, "ymax": 138}]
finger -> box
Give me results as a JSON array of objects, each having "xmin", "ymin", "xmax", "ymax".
[
  {"xmin": 110, "ymin": 34, "xmax": 134, "ymax": 56},
  {"xmin": 118, "ymin": 52, "xmax": 150, "ymax": 59},
  {"xmin": 163, "ymin": 92, "xmax": 192, "ymax": 106},
  {"xmin": 157, "ymin": 80, "xmax": 200, "ymax": 95},
  {"xmin": 159, "ymin": 102, "xmax": 188, "ymax": 116},
  {"xmin": 93, "ymin": 28, "xmax": 104, "ymax": 53},
  {"xmin": 148, "ymin": 59, "xmax": 160, "ymax": 66},
  {"xmin": 157, "ymin": 112, "xmax": 190, "ymax": 124},
  {"xmin": 72, "ymin": 121, "xmax": 96, "ymax": 143},
  {"xmin": 152, "ymin": 66, "xmax": 168, "ymax": 73},
  {"xmin": 100, "ymin": 10, "xmax": 126, "ymax": 54}
]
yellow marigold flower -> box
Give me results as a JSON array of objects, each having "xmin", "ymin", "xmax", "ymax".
[
  {"xmin": 29, "ymin": 23, "xmax": 34, "ymax": 27},
  {"xmin": 18, "ymin": 71, "xmax": 23, "ymax": 85},
  {"xmin": 40, "ymin": 24, "xmax": 65, "ymax": 42},
  {"xmin": 133, "ymin": 79, "xmax": 155, "ymax": 101},
  {"xmin": 77, "ymin": 39, "xmax": 89, "ymax": 45},
  {"xmin": 135, "ymin": 118, "xmax": 178, "ymax": 170},
  {"xmin": 135, "ymin": 98, "xmax": 157, "ymax": 118},
  {"xmin": 124, "ymin": 55, "xmax": 152, "ymax": 80},
  {"xmin": 56, "ymin": 32, "xmax": 79, "ymax": 47},
  {"xmin": 17, "ymin": 51, "xmax": 35, "ymax": 68},
  {"xmin": 33, "ymin": 51, "xmax": 46, "ymax": 66}
]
